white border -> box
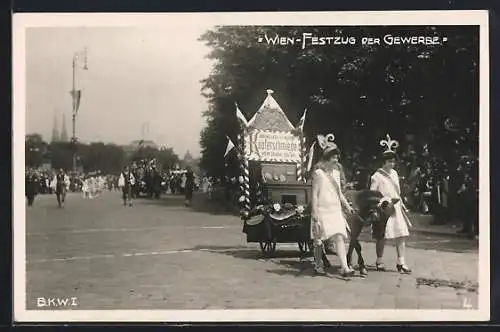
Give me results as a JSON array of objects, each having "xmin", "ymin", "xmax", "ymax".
[{"xmin": 13, "ymin": 10, "xmax": 490, "ymax": 322}]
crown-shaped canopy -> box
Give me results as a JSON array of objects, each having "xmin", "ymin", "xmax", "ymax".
[{"xmin": 247, "ymin": 89, "xmax": 295, "ymax": 132}]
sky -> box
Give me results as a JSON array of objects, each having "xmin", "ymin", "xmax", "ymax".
[{"xmin": 25, "ymin": 25, "xmax": 215, "ymax": 158}]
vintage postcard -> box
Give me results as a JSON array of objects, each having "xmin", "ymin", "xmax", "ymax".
[{"xmin": 13, "ymin": 10, "xmax": 490, "ymax": 322}]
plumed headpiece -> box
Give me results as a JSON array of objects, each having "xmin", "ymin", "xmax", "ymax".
[
  {"xmin": 306, "ymin": 133, "xmax": 340, "ymax": 172},
  {"xmin": 317, "ymin": 133, "xmax": 339, "ymax": 155}
]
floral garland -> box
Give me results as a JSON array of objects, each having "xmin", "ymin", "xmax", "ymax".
[{"xmin": 242, "ymin": 198, "xmax": 311, "ymax": 225}]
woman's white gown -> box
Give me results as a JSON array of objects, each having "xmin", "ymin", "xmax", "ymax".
[
  {"xmin": 311, "ymin": 168, "xmax": 350, "ymax": 241},
  {"xmin": 370, "ymin": 168, "xmax": 412, "ymax": 239}
]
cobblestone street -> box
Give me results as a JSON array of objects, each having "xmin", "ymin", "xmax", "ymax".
[{"xmin": 25, "ymin": 191, "xmax": 480, "ymax": 311}]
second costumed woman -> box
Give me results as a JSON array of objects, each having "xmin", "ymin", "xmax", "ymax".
[{"xmin": 370, "ymin": 134, "xmax": 413, "ymax": 274}]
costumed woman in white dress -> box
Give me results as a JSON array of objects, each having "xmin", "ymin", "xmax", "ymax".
[
  {"xmin": 370, "ymin": 134, "xmax": 413, "ymax": 274},
  {"xmin": 88, "ymin": 176, "xmax": 95, "ymax": 199},
  {"xmin": 82, "ymin": 176, "xmax": 90, "ymax": 199},
  {"xmin": 118, "ymin": 165, "xmax": 136, "ymax": 206},
  {"xmin": 310, "ymin": 134, "xmax": 356, "ymax": 277}
]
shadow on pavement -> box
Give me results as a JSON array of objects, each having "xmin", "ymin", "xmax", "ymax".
[
  {"xmin": 131, "ymin": 192, "xmax": 238, "ymax": 215},
  {"xmin": 132, "ymin": 195, "xmax": 187, "ymax": 207},
  {"xmin": 406, "ymin": 239, "xmax": 478, "ymax": 254},
  {"xmin": 264, "ymin": 259, "xmax": 318, "ymax": 277},
  {"xmin": 188, "ymin": 244, "xmax": 308, "ymax": 260},
  {"xmin": 187, "ymin": 244, "xmax": 350, "ymax": 278},
  {"xmin": 356, "ymin": 232, "xmax": 478, "ymax": 254},
  {"xmin": 188, "ymin": 195, "xmax": 240, "ymax": 217}
]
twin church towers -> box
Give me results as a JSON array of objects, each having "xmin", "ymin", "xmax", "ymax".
[{"xmin": 51, "ymin": 110, "xmax": 69, "ymax": 143}]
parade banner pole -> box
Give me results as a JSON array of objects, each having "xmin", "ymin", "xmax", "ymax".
[
  {"xmin": 243, "ymin": 157, "xmax": 251, "ymax": 212},
  {"xmin": 70, "ymin": 47, "xmax": 88, "ymax": 174},
  {"xmin": 235, "ymin": 102, "xmax": 251, "ymax": 218},
  {"xmin": 295, "ymin": 108, "xmax": 308, "ymax": 183},
  {"xmin": 237, "ymin": 132, "xmax": 250, "ymax": 218},
  {"xmin": 71, "ymin": 54, "xmax": 77, "ymax": 173},
  {"xmin": 303, "ymin": 135, "xmax": 308, "ymax": 182},
  {"xmin": 296, "ymin": 132, "xmax": 303, "ymax": 183},
  {"xmin": 298, "ymin": 133, "xmax": 307, "ymax": 183},
  {"xmin": 240, "ymin": 130, "xmax": 251, "ymax": 213}
]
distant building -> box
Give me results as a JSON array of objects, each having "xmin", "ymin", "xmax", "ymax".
[
  {"xmin": 51, "ymin": 111, "xmax": 60, "ymax": 143},
  {"xmin": 51, "ymin": 111, "xmax": 69, "ymax": 143},
  {"xmin": 60, "ymin": 113, "xmax": 69, "ymax": 142},
  {"xmin": 180, "ymin": 150, "xmax": 200, "ymax": 174},
  {"xmin": 183, "ymin": 150, "xmax": 194, "ymax": 165}
]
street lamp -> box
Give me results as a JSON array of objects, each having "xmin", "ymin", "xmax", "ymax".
[{"xmin": 71, "ymin": 47, "xmax": 88, "ymax": 173}]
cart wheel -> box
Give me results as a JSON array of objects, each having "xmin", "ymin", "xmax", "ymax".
[
  {"xmin": 298, "ymin": 241, "xmax": 312, "ymax": 253},
  {"xmin": 259, "ymin": 241, "xmax": 277, "ymax": 254}
]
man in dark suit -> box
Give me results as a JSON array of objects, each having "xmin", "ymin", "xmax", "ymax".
[
  {"xmin": 25, "ymin": 170, "xmax": 39, "ymax": 206},
  {"xmin": 184, "ymin": 167, "xmax": 195, "ymax": 206}
]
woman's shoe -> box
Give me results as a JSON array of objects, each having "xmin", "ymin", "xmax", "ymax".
[
  {"xmin": 314, "ymin": 267, "xmax": 327, "ymax": 276},
  {"xmin": 340, "ymin": 268, "xmax": 355, "ymax": 278},
  {"xmin": 375, "ymin": 263, "xmax": 386, "ymax": 271},
  {"xmin": 396, "ymin": 264, "xmax": 412, "ymax": 274},
  {"xmin": 359, "ymin": 266, "xmax": 368, "ymax": 276}
]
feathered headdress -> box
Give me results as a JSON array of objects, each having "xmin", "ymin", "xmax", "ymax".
[
  {"xmin": 379, "ymin": 134, "xmax": 399, "ymax": 159},
  {"xmin": 306, "ymin": 133, "xmax": 339, "ymax": 171},
  {"xmin": 317, "ymin": 133, "xmax": 339, "ymax": 154}
]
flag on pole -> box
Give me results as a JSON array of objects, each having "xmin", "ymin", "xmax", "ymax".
[
  {"xmin": 82, "ymin": 47, "xmax": 88, "ymax": 70},
  {"xmin": 76, "ymin": 47, "xmax": 89, "ymax": 70},
  {"xmin": 224, "ymin": 136, "xmax": 236, "ymax": 157},
  {"xmin": 296, "ymin": 108, "xmax": 307, "ymax": 132},
  {"xmin": 70, "ymin": 90, "xmax": 82, "ymax": 115},
  {"xmin": 235, "ymin": 103, "xmax": 248, "ymax": 127},
  {"xmin": 306, "ymin": 141, "xmax": 316, "ymax": 172}
]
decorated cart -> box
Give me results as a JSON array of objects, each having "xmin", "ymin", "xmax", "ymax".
[{"xmin": 225, "ymin": 89, "xmax": 313, "ymax": 256}]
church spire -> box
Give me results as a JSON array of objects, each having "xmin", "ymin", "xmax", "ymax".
[
  {"xmin": 60, "ymin": 112, "xmax": 69, "ymax": 142},
  {"xmin": 51, "ymin": 110, "xmax": 60, "ymax": 142}
]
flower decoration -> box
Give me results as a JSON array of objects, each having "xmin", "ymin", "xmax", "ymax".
[
  {"xmin": 239, "ymin": 195, "xmax": 246, "ymax": 203},
  {"xmin": 238, "ymin": 176, "xmax": 244, "ymax": 184},
  {"xmin": 243, "ymin": 201, "xmax": 311, "ymax": 224},
  {"xmin": 273, "ymin": 203, "xmax": 281, "ymax": 212}
]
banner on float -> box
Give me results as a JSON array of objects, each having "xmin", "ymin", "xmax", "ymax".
[{"xmin": 244, "ymin": 129, "xmax": 301, "ymax": 163}]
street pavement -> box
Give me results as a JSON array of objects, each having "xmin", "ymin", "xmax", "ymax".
[{"xmin": 25, "ymin": 191, "xmax": 479, "ymax": 310}]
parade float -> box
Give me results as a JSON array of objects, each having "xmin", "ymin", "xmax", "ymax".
[{"xmin": 225, "ymin": 89, "xmax": 313, "ymax": 256}]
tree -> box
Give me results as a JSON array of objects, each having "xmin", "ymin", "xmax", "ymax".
[
  {"xmin": 26, "ymin": 135, "xmax": 179, "ymax": 174},
  {"xmin": 129, "ymin": 146, "xmax": 180, "ymax": 171},
  {"xmin": 157, "ymin": 147, "xmax": 180, "ymax": 170},
  {"xmin": 25, "ymin": 133, "xmax": 48, "ymax": 168},
  {"xmin": 47, "ymin": 141, "xmax": 73, "ymax": 171},
  {"xmin": 198, "ymin": 26, "xmax": 478, "ymax": 177},
  {"xmin": 79, "ymin": 143, "xmax": 126, "ymax": 174}
]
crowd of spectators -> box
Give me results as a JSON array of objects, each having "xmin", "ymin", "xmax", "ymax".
[{"xmin": 342, "ymin": 144, "xmax": 479, "ymax": 238}]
